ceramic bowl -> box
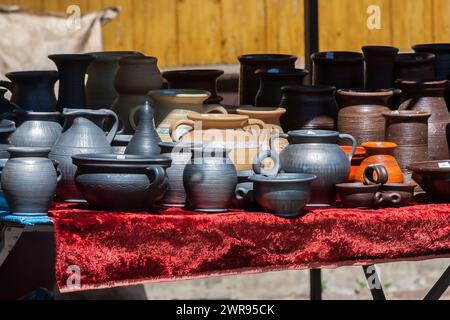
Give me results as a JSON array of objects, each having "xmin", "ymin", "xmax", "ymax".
[
  {"xmin": 407, "ymin": 160, "xmax": 450, "ymax": 202},
  {"xmin": 336, "ymin": 183, "xmax": 382, "ymax": 208},
  {"xmin": 249, "ymin": 173, "xmax": 317, "ymax": 218},
  {"xmin": 72, "ymin": 154, "xmax": 171, "ymax": 210}
]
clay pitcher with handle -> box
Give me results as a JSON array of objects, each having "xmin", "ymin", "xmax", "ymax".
[{"xmin": 50, "ymin": 108, "xmax": 119, "ymax": 201}]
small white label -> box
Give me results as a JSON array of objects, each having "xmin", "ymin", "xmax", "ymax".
[
  {"xmin": 116, "ymin": 155, "xmax": 126, "ymax": 160},
  {"xmin": 307, "ymin": 130, "xmax": 316, "ymax": 135},
  {"xmin": 438, "ymin": 162, "xmax": 450, "ymax": 168}
]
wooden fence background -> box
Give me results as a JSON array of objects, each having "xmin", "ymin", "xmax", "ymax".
[{"xmin": 1, "ymin": 0, "xmax": 449, "ymax": 67}]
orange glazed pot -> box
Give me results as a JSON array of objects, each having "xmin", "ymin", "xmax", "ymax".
[
  {"xmin": 355, "ymin": 142, "xmax": 404, "ymax": 183},
  {"xmin": 341, "ymin": 146, "xmax": 366, "ymax": 181}
]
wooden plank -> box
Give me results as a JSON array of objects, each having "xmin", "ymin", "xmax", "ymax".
[
  {"xmin": 101, "ymin": 0, "xmax": 135, "ymax": 52},
  {"xmin": 176, "ymin": 0, "xmax": 221, "ymax": 65},
  {"xmin": 220, "ymin": 0, "xmax": 267, "ymax": 64},
  {"xmin": 432, "ymin": 0, "xmax": 450, "ymax": 43}
]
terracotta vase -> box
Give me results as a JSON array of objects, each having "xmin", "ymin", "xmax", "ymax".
[
  {"xmin": 112, "ymin": 56, "xmax": 163, "ymax": 134},
  {"xmin": 280, "ymin": 85, "xmax": 338, "ymax": 132},
  {"xmin": 148, "ymin": 89, "xmax": 227, "ymax": 142},
  {"xmin": 393, "ymin": 53, "xmax": 436, "ymax": 81},
  {"xmin": 172, "ymin": 113, "xmax": 265, "ymax": 172},
  {"xmin": 362, "ymin": 46, "xmax": 399, "ymax": 89},
  {"xmin": 86, "ymin": 51, "xmax": 144, "ymax": 109},
  {"xmin": 49, "ymin": 54, "xmax": 95, "ymax": 111},
  {"xmin": 162, "ymin": 69, "xmax": 224, "ymax": 104},
  {"xmin": 255, "ymin": 67, "xmax": 308, "ymax": 107},
  {"xmin": 337, "ymin": 89, "xmax": 393, "ymax": 146},
  {"xmin": 355, "ymin": 142, "xmax": 404, "ymax": 183},
  {"xmin": 238, "ymin": 54, "xmax": 297, "ymax": 106},
  {"xmin": 397, "ymin": 79, "xmax": 450, "ymax": 160},
  {"xmin": 311, "ymin": 51, "xmax": 365, "ymax": 89}
]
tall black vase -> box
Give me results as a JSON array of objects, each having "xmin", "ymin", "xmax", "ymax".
[
  {"xmin": 49, "ymin": 54, "xmax": 95, "ymax": 110},
  {"xmin": 362, "ymin": 46, "xmax": 399, "ymax": 89},
  {"xmin": 4, "ymin": 71, "xmax": 58, "ymax": 112}
]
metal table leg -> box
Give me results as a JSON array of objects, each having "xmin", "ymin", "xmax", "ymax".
[
  {"xmin": 424, "ymin": 265, "xmax": 450, "ymax": 300},
  {"xmin": 310, "ymin": 269, "xmax": 322, "ymax": 300},
  {"xmin": 362, "ymin": 265, "xmax": 386, "ymax": 300}
]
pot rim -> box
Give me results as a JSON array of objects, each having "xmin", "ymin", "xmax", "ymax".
[
  {"xmin": 187, "ymin": 113, "xmax": 249, "ymax": 122},
  {"xmin": 148, "ymin": 89, "xmax": 211, "ymax": 99},
  {"xmin": 336, "ymin": 182, "xmax": 381, "ymax": 191},
  {"xmin": 250, "ymin": 173, "xmax": 317, "ymax": 183},
  {"xmin": 362, "ymin": 141, "xmax": 398, "ymax": 149},
  {"xmin": 5, "ymin": 70, "xmax": 59, "ymax": 79},
  {"xmin": 119, "ymin": 56, "xmax": 158, "ymax": 64},
  {"xmin": 8, "ymin": 147, "xmax": 51, "ymax": 156},
  {"xmin": 382, "ymin": 183, "xmax": 417, "ymax": 189},
  {"xmin": 337, "ymin": 88, "xmax": 394, "ymax": 97},
  {"xmin": 281, "ymin": 85, "xmax": 336, "ymax": 94},
  {"xmin": 72, "ymin": 153, "xmax": 172, "ymax": 167},
  {"xmin": 287, "ymin": 129, "xmax": 339, "ymax": 138},
  {"xmin": 362, "ymin": 45, "xmax": 399, "ymax": 54},
  {"xmin": 238, "ymin": 54, "xmax": 298, "ymax": 65},
  {"xmin": 48, "ymin": 54, "xmax": 95, "ymax": 61},
  {"xmin": 412, "ymin": 43, "xmax": 450, "ymax": 53},
  {"xmin": 255, "ymin": 67, "xmax": 309, "ymax": 77},
  {"xmin": 311, "ymin": 51, "xmax": 364, "ymax": 63},
  {"xmin": 382, "ymin": 110, "xmax": 432, "ymax": 119},
  {"xmin": 395, "ymin": 52, "xmax": 436, "ymax": 64},
  {"xmin": 407, "ymin": 160, "xmax": 450, "ymax": 173},
  {"xmin": 162, "ymin": 69, "xmax": 225, "ymax": 78},
  {"xmin": 88, "ymin": 51, "xmax": 144, "ymax": 61},
  {"xmin": 236, "ymin": 107, "xmax": 286, "ymax": 116}
]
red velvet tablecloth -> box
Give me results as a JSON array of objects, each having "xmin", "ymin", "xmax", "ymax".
[{"xmin": 50, "ymin": 202, "xmax": 450, "ymax": 293}]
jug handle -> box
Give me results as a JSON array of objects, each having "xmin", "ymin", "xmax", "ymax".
[
  {"xmin": 145, "ymin": 166, "xmax": 166, "ymax": 190},
  {"xmin": 338, "ymin": 133, "xmax": 357, "ymax": 162},
  {"xmin": 169, "ymin": 119, "xmax": 195, "ymax": 142},
  {"xmin": 129, "ymin": 105, "xmax": 142, "ymax": 131},
  {"xmin": 243, "ymin": 119, "xmax": 265, "ymax": 134},
  {"xmin": 0, "ymin": 80, "xmax": 13, "ymax": 91},
  {"xmin": 204, "ymin": 105, "xmax": 228, "ymax": 114},
  {"xmin": 253, "ymin": 132, "xmax": 286, "ymax": 176},
  {"xmin": 363, "ymin": 164, "xmax": 389, "ymax": 185},
  {"xmin": 103, "ymin": 109, "xmax": 120, "ymax": 144}
]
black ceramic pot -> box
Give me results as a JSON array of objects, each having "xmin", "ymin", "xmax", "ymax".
[
  {"xmin": 280, "ymin": 85, "xmax": 338, "ymax": 132},
  {"xmin": 4, "ymin": 71, "xmax": 58, "ymax": 112},
  {"xmin": 255, "ymin": 67, "xmax": 308, "ymax": 107},
  {"xmin": 311, "ymin": 51, "xmax": 365, "ymax": 89},
  {"xmin": 238, "ymin": 54, "xmax": 297, "ymax": 106},
  {"xmin": 393, "ymin": 53, "xmax": 436, "ymax": 81},
  {"xmin": 162, "ymin": 69, "xmax": 225, "ymax": 104},
  {"xmin": 49, "ymin": 54, "xmax": 95, "ymax": 110},
  {"xmin": 72, "ymin": 154, "xmax": 171, "ymax": 210},
  {"xmin": 362, "ymin": 46, "xmax": 399, "ymax": 89}
]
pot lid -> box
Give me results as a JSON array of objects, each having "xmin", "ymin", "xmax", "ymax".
[
  {"xmin": 407, "ymin": 160, "xmax": 450, "ymax": 173},
  {"xmin": 250, "ymin": 173, "xmax": 317, "ymax": 183}
]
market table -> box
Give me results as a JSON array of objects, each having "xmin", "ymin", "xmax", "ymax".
[{"xmin": 1, "ymin": 200, "xmax": 450, "ymax": 300}]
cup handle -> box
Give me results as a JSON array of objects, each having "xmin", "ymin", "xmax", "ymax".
[
  {"xmin": 244, "ymin": 119, "xmax": 265, "ymax": 134},
  {"xmin": 169, "ymin": 119, "xmax": 195, "ymax": 142},
  {"xmin": 129, "ymin": 105, "xmax": 142, "ymax": 131},
  {"xmin": 253, "ymin": 150, "xmax": 280, "ymax": 177},
  {"xmin": 103, "ymin": 109, "xmax": 120, "ymax": 144},
  {"xmin": 364, "ymin": 164, "xmax": 389, "ymax": 185},
  {"xmin": 338, "ymin": 133, "xmax": 357, "ymax": 162},
  {"xmin": 204, "ymin": 105, "xmax": 228, "ymax": 114},
  {"xmin": 145, "ymin": 166, "xmax": 166, "ymax": 190}
]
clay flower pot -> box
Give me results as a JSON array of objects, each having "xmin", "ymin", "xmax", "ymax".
[
  {"xmin": 355, "ymin": 142, "xmax": 404, "ymax": 183},
  {"xmin": 362, "ymin": 45, "xmax": 399, "ymax": 89}
]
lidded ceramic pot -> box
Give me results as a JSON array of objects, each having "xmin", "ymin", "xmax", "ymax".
[
  {"xmin": 280, "ymin": 85, "xmax": 338, "ymax": 132},
  {"xmin": 397, "ymin": 79, "xmax": 450, "ymax": 160},
  {"xmin": 311, "ymin": 51, "xmax": 365, "ymax": 89},
  {"xmin": 149, "ymin": 89, "xmax": 227, "ymax": 142},
  {"xmin": 86, "ymin": 51, "xmax": 144, "ymax": 109},
  {"xmin": 337, "ymin": 89, "xmax": 393, "ymax": 146},
  {"xmin": 2, "ymin": 147, "xmax": 59, "ymax": 215},
  {"xmin": 162, "ymin": 69, "xmax": 225, "ymax": 104},
  {"xmin": 49, "ymin": 54, "xmax": 95, "ymax": 111},
  {"xmin": 73, "ymin": 154, "xmax": 171, "ymax": 210},
  {"xmin": 393, "ymin": 53, "xmax": 436, "ymax": 81},
  {"xmin": 4, "ymin": 71, "xmax": 59, "ymax": 112},
  {"xmin": 238, "ymin": 54, "xmax": 297, "ymax": 105},
  {"xmin": 362, "ymin": 46, "xmax": 399, "ymax": 89},
  {"xmin": 183, "ymin": 146, "xmax": 237, "ymax": 213},
  {"xmin": 255, "ymin": 67, "xmax": 308, "ymax": 107},
  {"xmin": 112, "ymin": 56, "xmax": 163, "ymax": 134},
  {"xmin": 125, "ymin": 101, "xmax": 161, "ymax": 156},
  {"xmin": 50, "ymin": 108, "xmax": 119, "ymax": 201},
  {"xmin": 10, "ymin": 111, "xmax": 62, "ymax": 148},
  {"xmin": 254, "ymin": 130, "xmax": 357, "ymax": 205}
]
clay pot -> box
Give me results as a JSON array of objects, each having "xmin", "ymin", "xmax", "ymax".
[
  {"xmin": 2, "ymin": 147, "xmax": 59, "ymax": 215},
  {"xmin": 255, "ymin": 67, "xmax": 308, "ymax": 107},
  {"xmin": 236, "ymin": 107, "xmax": 286, "ymax": 133},
  {"xmin": 280, "ymin": 85, "xmax": 338, "ymax": 132},
  {"xmin": 10, "ymin": 111, "xmax": 62, "ymax": 148},
  {"xmin": 255, "ymin": 130, "xmax": 357, "ymax": 205},
  {"xmin": 380, "ymin": 183, "xmax": 416, "ymax": 207},
  {"xmin": 407, "ymin": 160, "xmax": 450, "ymax": 201},
  {"xmin": 183, "ymin": 147, "xmax": 238, "ymax": 213},
  {"xmin": 86, "ymin": 51, "xmax": 144, "ymax": 109},
  {"xmin": 341, "ymin": 146, "xmax": 366, "ymax": 181},
  {"xmin": 362, "ymin": 46, "xmax": 399, "ymax": 89},
  {"xmin": 162, "ymin": 69, "xmax": 224, "ymax": 104},
  {"xmin": 393, "ymin": 53, "xmax": 436, "ymax": 81},
  {"xmin": 49, "ymin": 54, "xmax": 95, "ymax": 111},
  {"xmin": 336, "ymin": 183, "xmax": 382, "ymax": 209},
  {"xmin": 171, "ymin": 113, "xmax": 265, "ymax": 172},
  {"xmin": 250, "ymin": 173, "xmax": 316, "ymax": 218},
  {"xmin": 125, "ymin": 101, "xmax": 161, "ymax": 156},
  {"xmin": 238, "ymin": 54, "xmax": 297, "ymax": 105},
  {"xmin": 311, "ymin": 51, "xmax": 365, "ymax": 89},
  {"xmin": 50, "ymin": 109, "xmax": 119, "ymax": 201},
  {"xmin": 4, "ymin": 71, "xmax": 59, "ymax": 112},
  {"xmin": 355, "ymin": 142, "xmax": 404, "ymax": 183},
  {"xmin": 73, "ymin": 154, "xmax": 171, "ymax": 210},
  {"xmin": 383, "ymin": 111, "xmax": 431, "ymax": 169},
  {"xmin": 149, "ymin": 89, "xmax": 227, "ymax": 142},
  {"xmin": 337, "ymin": 89, "xmax": 393, "ymax": 146},
  {"xmin": 112, "ymin": 56, "xmax": 163, "ymax": 134},
  {"xmin": 397, "ymin": 79, "xmax": 450, "ymax": 160}
]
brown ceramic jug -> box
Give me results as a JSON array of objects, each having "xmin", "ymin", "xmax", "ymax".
[
  {"xmin": 398, "ymin": 79, "xmax": 450, "ymax": 160},
  {"xmin": 337, "ymin": 89, "xmax": 393, "ymax": 146}
]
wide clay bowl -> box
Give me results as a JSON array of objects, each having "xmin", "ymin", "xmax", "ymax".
[
  {"xmin": 381, "ymin": 183, "xmax": 417, "ymax": 206},
  {"xmin": 407, "ymin": 160, "xmax": 450, "ymax": 202},
  {"xmin": 336, "ymin": 183, "xmax": 381, "ymax": 209},
  {"xmin": 250, "ymin": 173, "xmax": 316, "ymax": 218},
  {"xmin": 72, "ymin": 154, "xmax": 171, "ymax": 210}
]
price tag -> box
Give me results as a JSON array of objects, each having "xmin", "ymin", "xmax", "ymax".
[{"xmin": 438, "ymin": 162, "xmax": 450, "ymax": 168}]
